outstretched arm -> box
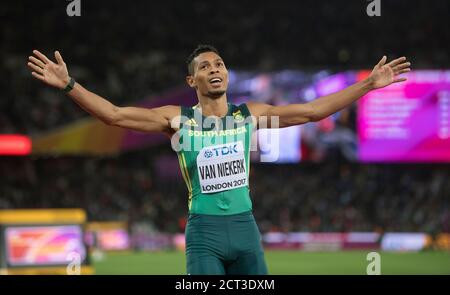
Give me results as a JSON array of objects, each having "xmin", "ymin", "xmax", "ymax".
[
  {"xmin": 247, "ymin": 56, "xmax": 411, "ymax": 128},
  {"xmin": 27, "ymin": 50, "xmax": 180, "ymax": 134}
]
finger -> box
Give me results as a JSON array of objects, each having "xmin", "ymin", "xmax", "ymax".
[
  {"xmin": 387, "ymin": 56, "xmax": 407, "ymax": 67},
  {"xmin": 28, "ymin": 56, "xmax": 45, "ymax": 68},
  {"xmin": 392, "ymin": 62, "xmax": 411, "ymax": 71},
  {"xmin": 27, "ymin": 62, "xmax": 44, "ymax": 74},
  {"xmin": 376, "ymin": 55, "xmax": 387, "ymax": 68},
  {"xmin": 395, "ymin": 68, "xmax": 411, "ymax": 75},
  {"xmin": 54, "ymin": 51, "xmax": 65, "ymax": 65},
  {"xmin": 31, "ymin": 71, "xmax": 45, "ymax": 81},
  {"xmin": 33, "ymin": 50, "xmax": 51, "ymax": 64},
  {"xmin": 393, "ymin": 77, "xmax": 407, "ymax": 83}
]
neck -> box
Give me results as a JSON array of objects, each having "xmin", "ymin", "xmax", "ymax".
[{"xmin": 196, "ymin": 92, "xmax": 228, "ymax": 117}]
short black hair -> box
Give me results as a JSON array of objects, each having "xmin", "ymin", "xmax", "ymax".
[{"xmin": 186, "ymin": 44, "xmax": 220, "ymax": 75}]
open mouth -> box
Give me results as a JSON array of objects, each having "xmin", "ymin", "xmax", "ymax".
[{"xmin": 208, "ymin": 77, "xmax": 223, "ymax": 86}]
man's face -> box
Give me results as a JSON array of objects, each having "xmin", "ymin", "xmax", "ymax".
[{"xmin": 186, "ymin": 51, "xmax": 228, "ymax": 98}]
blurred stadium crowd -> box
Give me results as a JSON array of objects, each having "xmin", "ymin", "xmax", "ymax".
[
  {"xmin": 1, "ymin": 1, "xmax": 449, "ymax": 235},
  {"xmin": 1, "ymin": 154, "xmax": 449, "ymax": 234},
  {"xmin": 1, "ymin": 1, "xmax": 449, "ymax": 134}
]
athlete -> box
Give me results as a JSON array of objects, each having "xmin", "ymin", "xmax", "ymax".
[{"xmin": 27, "ymin": 45, "xmax": 410, "ymax": 274}]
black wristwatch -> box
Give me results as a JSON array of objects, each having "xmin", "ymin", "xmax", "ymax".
[{"xmin": 63, "ymin": 77, "xmax": 75, "ymax": 93}]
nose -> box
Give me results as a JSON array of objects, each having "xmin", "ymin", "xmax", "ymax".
[{"xmin": 209, "ymin": 68, "xmax": 219, "ymax": 75}]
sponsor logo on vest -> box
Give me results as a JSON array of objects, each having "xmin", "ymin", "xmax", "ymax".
[
  {"xmin": 203, "ymin": 144, "xmax": 239, "ymax": 159},
  {"xmin": 184, "ymin": 118, "xmax": 198, "ymax": 127}
]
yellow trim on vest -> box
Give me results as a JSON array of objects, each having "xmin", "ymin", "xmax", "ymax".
[{"xmin": 177, "ymin": 152, "xmax": 193, "ymax": 210}]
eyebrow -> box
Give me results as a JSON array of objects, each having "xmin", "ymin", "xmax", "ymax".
[{"xmin": 198, "ymin": 58, "xmax": 224, "ymax": 66}]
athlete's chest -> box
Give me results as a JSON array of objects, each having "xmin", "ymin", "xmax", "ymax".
[{"xmin": 181, "ymin": 127, "xmax": 251, "ymax": 194}]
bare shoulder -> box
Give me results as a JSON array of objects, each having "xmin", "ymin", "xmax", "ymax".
[
  {"xmin": 156, "ymin": 105, "xmax": 182, "ymax": 135},
  {"xmin": 245, "ymin": 102, "xmax": 273, "ymax": 117},
  {"xmin": 154, "ymin": 105, "xmax": 181, "ymax": 118}
]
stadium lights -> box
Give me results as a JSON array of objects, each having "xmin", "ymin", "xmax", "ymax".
[{"xmin": 0, "ymin": 135, "xmax": 32, "ymax": 155}]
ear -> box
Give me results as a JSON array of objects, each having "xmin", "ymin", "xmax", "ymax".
[{"xmin": 186, "ymin": 75, "xmax": 196, "ymax": 89}]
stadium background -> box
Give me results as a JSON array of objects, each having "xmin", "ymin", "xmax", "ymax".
[{"xmin": 0, "ymin": 0, "xmax": 449, "ymax": 274}]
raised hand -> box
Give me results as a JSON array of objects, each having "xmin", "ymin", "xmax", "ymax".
[
  {"xmin": 368, "ymin": 56, "xmax": 411, "ymax": 89},
  {"xmin": 27, "ymin": 50, "xmax": 70, "ymax": 89}
]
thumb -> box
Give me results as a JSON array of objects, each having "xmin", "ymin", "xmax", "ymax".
[{"xmin": 54, "ymin": 51, "xmax": 65, "ymax": 65}]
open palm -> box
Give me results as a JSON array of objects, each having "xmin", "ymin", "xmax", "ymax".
[
  {"xmin": 27, "ymin": 50, "xmax": 70, "ymax": 89},
  {"xmin": 369, "ymin": 56, "xmax": 411, "ymax": 89}
]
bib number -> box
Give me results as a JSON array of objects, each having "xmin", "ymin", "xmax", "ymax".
[{"xmin": 197, "ymin": 141, "xmax": 248, "ymax": 193}]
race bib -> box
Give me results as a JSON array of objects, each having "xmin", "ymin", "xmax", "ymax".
[{"xmin": 197, "ymin": 141, "xmax": 248, "ymax": 194}]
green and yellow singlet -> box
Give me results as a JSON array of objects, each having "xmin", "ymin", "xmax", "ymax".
[{"xmin": 175, "ymin": 102, "xmax": 254, "ymax": 215}]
